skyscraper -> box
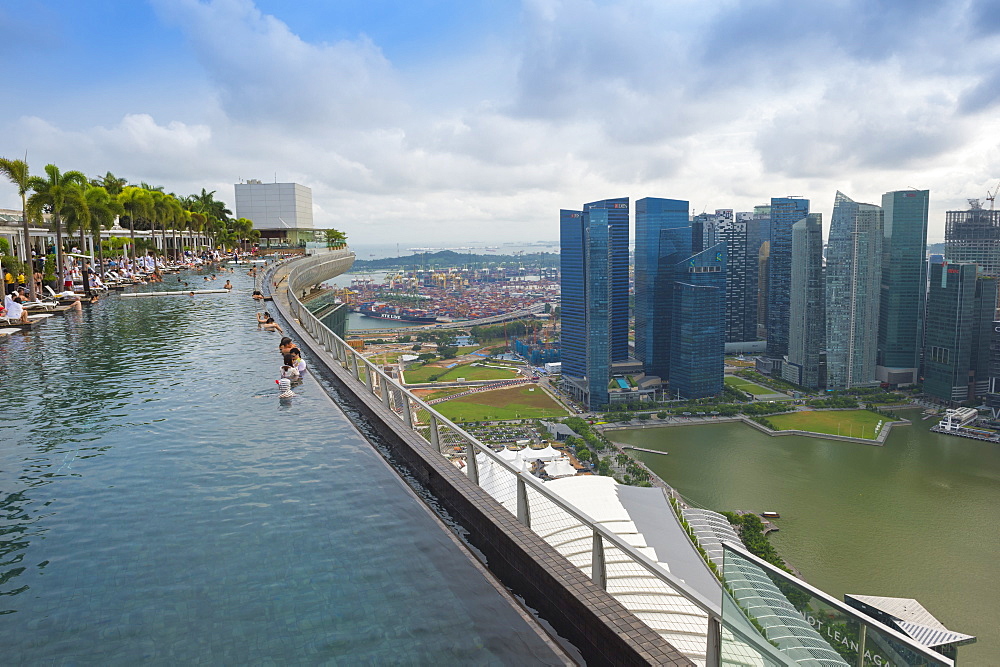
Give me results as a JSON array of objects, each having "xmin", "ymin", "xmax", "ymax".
[
  {"xmin": 559, "ymin": 198, "xmax": 629, "ymax": 408},
  {"xmin": 635, "ymin": 197, "xmax": 689, "ymax": 379},
  {"xmin": 559, "ymin": 210, "xmax": 586, "ymax": 380},
  {"xmin": 584, "ymin": 198, "xmax": 630, "ymax": 363},
  {"xmin": 877, "ymin": 189, "xmax": 929, "ymax": 385},
  {"xmin": 766, "ymin": 197, "xmax": 810, "ymax": 358},
  {"xmin": 667, "ymin": 243, "xmax": 727, "ymax": 398},
  {"xmin": 784, "ymin": 214, "xmax": 825, "ymax": 388},
  {"xmin": 704, "ymin": 209, "xmax": 757, "ymax": 343},
  {"xmin": 826, "ymin": 192, "xmax": 882, "ymax": 389},
  {"xmin": 945, "ymin": 202, "xmax": 1000, "ymax": 279},
  {"xmin": 924, "ymin": 262, "xmax": 997, "ymax": 403}
]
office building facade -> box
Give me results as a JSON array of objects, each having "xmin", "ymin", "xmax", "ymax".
[
  {"xmin": 877, "ymin": 190, "xmax": 930, "ymax": 385},
  {"xmin": 702, "ymin": 209, "xmax": 757, "ymax": 343},
  {"xmin": 765, "ymin": 197, "xmax": 810, "ymax": 358},
  {"xmin": 634, "ymin": 197, "xmax": 689, "ymax": 379},
  {"xmin": 667, "ymin": 243, "xmax": 727, "ymax": 399},
  {"xmin": 924, "ymin": 262, "xmax": 997, "ymax": 403},
  {"xmin": 784, "ymin": 214, "xmax": 825, "ymax": 388},
  {"xmin": 559, "ymin": 199, "xmax": 630, "ymax": 408},
  {"xmin": 945, "ymin": 203, "xmax": 1000, "ymax": 279},
  {"xmin": 826, "ymin": 192, "xmax": 882, "ymax": 389}
]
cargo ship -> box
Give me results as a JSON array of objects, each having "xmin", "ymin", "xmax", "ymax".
[{"xmin": 359, "ymin": 302, "xmax": 439, "ymax": 324}]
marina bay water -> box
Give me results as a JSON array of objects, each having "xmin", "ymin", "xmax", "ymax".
[
  {"xmin": 0, "ymin": 271, "xmax": 564, "ymax": 664},
  {"xmin": 613, "ymin": 415, "xmax": 999, "ymax": 665}
]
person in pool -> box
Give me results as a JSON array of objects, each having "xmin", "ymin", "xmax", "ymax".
[
  {"xmin": 224, "ymin": 280, "xmax": 232, "ymax": 290},
  {"xmin": 289, "ymin": 348, "xmax": 306, "ymax": 375},
  {"xmin": 262, "ymin": 317, "xmax": 283, "ymax": 333}
]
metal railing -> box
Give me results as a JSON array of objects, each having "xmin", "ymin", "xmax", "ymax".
[
  {"xmin": 278, "ymin": 256, "xmax": 957, "ymax": 667},
  {"xmin": 721, "ymin": 542, "xmax": 953, "ymax": 667},
  {"xmin": 280, "ymin": 261, "xmax": 724, "ymax": 665}
]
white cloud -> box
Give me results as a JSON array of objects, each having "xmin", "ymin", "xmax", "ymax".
[{"xmin": 2, "ymin": 0, "xmax": 999, "ymax": 245}]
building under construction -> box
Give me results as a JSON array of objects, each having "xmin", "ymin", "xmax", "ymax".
[{"xmin": 945, "ymin": 200, "xmax": 1000, "ymax": 277}]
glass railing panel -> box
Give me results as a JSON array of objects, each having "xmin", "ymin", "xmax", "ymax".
[{"xmin": 721, "ymin": 543, "xmax": 952, "ymax": 667}]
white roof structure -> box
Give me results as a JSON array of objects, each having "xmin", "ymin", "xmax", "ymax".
[
  {"xmin": 846, "ymin": 595, "xmax": 976, "ymax": 649},
  {"xmin": 542, "ymin": 458, "xmax": 577, "ymax": 478},
  {"xmin": 519, "ymin": 444, "xmax": 563, "ymax": 461}
]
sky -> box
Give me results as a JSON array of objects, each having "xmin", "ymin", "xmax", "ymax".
[{"xmin": 2, "ymin": 0, "xmax": 1000, "ymax": 246}]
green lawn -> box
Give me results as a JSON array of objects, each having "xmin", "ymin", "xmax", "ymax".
[
  {"xmin": 404, "ymin": 361, "xmax": 520, "ymax": 384},
  {"xmin": 725, "ymin": 375, "xmax": 780, "ymax": 397},
  {"xmin": 767, "ymin": 409, "xmax": 886, "ymax": 439},
  {"xmin": 433, "ymin": 385, "xmax": 567, "ymax": 421}
]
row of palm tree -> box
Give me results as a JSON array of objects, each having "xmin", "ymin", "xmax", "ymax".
[{"xmin": 0, "ymin": 159, "xmax": 258, "ymax": 301}]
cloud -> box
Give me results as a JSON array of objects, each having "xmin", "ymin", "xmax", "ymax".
[
  {"xmin": 151, "ymin": 0, "xmax": 402, "ymax": 129},
  {"xmin": 3, "ymin": 0, "xmax": 1000, "ymax": 245}
]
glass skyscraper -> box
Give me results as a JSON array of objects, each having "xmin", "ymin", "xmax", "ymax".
[
  {"xmin": 826, "ymin": 192, "xmax": 882, "ymax": 389},
  {"xmin": 924, "ymin": 262, "xmax": 997, "ymax": 403},
  {"xmin": 559, "ymin": 198, "xmax": 629, "ymax": 409},
  {"xmin": 703, "ymin": 210, "xmax": 757, "ymax": 343},
  {"xmin": 559, "ymin": 210, "xmax": 586, "ymax": 380},
  {"xmin": 945, "ymin": 203, "xmax": 1000, "ymax": 279},
  {"xmin": 877, "ymin": 189, "xmax": 929, "ymax": 385},
  {"xmin": 668, "ymin": 243, "xmax": 727, "ymax": 398},
  {"xmin": 635, "ymin": 197, "xmax": 689, "ymax": 379},
  {"xmin": 766, "ymin": 197, "xmax": 810, "ymax": 358},
  {"xmin": 785, "ymin": 214, "xmax": 824, "ymax": 389}
]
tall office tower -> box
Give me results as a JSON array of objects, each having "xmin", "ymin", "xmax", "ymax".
[
  {"xmin": 877, "ymin": 190, "xmax": 930, "ymax": 385},
  {"xmin": 560, "ymin": 210, "xmax": 586, "ymax": 380},
  {"xmin": 584, "ymin": 198, "xmax": 630, "ymax": 363},
  {"xmin": 924, "ymin": 262, "xmax": 997, "ymax": 403},
  {"xmin": 715, "ymin": 210, "xmax": 757, "ymax": 343},
  {"xmin": 826, "ymin": 192, "xmax": 883, "ymax": 389},
  {"xmin": 667, "ymin": 243, "xmax": 727, "ymax": 398},
  {"xmin": 559, "ymin": 199, "xmax": 629, "ymax": 408},
  {"xmin": 945, "ymin": 201, "xmax": 1000, "ymax": 279},
  {"xmin": 784, "ymin": 214, "xmax": 825, "ymax": 388},
  {"xmin": 756, "ymin": 241, "xmax": 770, "ymax": 339},
  {"xmin": 635, "ymin": 197, "xmax": 689, "ymax": 379},
  {"xmin": 753, "ymin": 206, "xmax": 771, "ymax": 339},
  {"xmin": 765, "ymin": 197, "xmax": 810, "ymax": 358}
]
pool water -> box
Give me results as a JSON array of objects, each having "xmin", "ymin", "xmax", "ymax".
[{"xmin": 0, "ymin": 269, "xmax": 564, "ymax": 664}]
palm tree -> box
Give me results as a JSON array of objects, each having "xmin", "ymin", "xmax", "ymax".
[
  {"xmin": 325, "ymin": 228, "xmax": 347, "ymax": 248},
  {"xmin": 62, "ymin": 184, "xmax": 92, "ymax": 255},
  {"xmin": 90, "ymin": 171, "xmax": 127, "ymax": 196},
  {"xmin": 26, "ymin": 164, "xmax": 88, "ymax": 286},
  {"xmin": 0, "ymin": 157, "xmax": 37, "ymax": 300},
  {"xmin": 232, "ymin": 217, "xmax": 254, "ymax": 253},
  {"xmin": 170, "ymin": 200, "xmax": 187, "ymax": 261},
  {"xmin": 118, "ymin": 187, "xmax": 152, "ymax": 262},
  {"xmin": 86, "ymin": 186, "xmax": 124, "ymax": 272}
]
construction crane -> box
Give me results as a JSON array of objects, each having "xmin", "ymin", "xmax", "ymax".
[{"xmin": 988, "ymin": 180, "xmax": 999, "ymax": 211}]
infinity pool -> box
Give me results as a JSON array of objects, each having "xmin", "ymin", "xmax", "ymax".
[{"xmin": 0, "ymin": 269, "xmax": 564, "ymax": 664}]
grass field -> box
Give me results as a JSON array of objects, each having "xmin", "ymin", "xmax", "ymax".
[
  {"xmin": 433, "ymin": 385, "xmax": 567, "ymax": 421},
  {"xmin": 725, "ymin": 375, "xmax": 780, "ymax": 396},
  {"xmin": 767, "ymin": 409, "xmax": 885, "ymax": 439},
  {"xmin": 404, "ymin": 361, "xmax": 519, "ymax": 384}
]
